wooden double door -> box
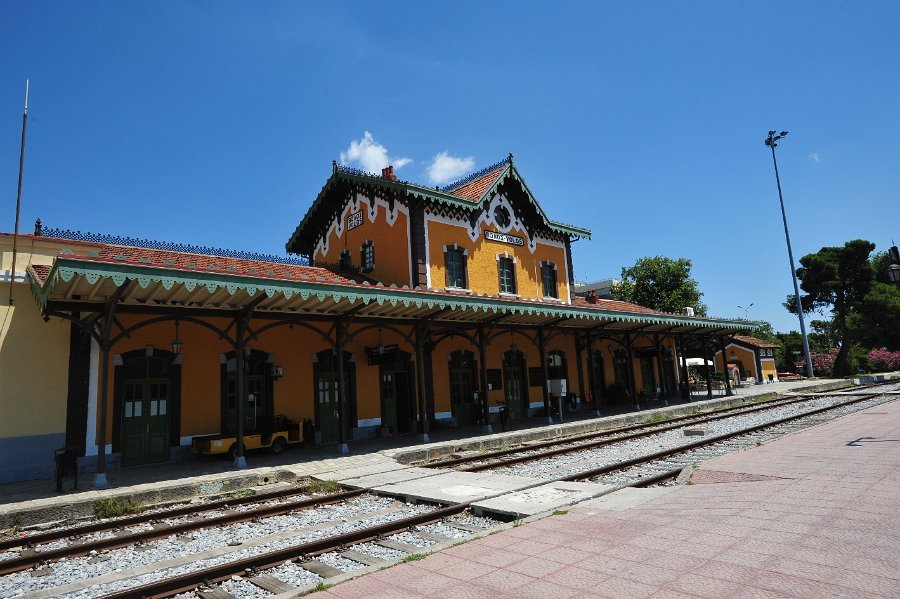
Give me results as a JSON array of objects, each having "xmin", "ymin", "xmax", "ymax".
[
  {"xmin": 502, "ymin": 349, "xmax": 528, "ymax": 419},
  {"xmin": 118, "ymin": 350, "xmax": 178, "ymax": 468},
  {"xmin": 122, "ymin": 378, "xmax": 171, "ymax": 466}
]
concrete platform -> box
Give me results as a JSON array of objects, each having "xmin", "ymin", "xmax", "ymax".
[
  {"xmin": 472, "ymin": 480, "xmax": 616, "ymax": 518},
  {"xmin": 336, "ymin": 466, "xmax": 440, "ymax": 489},
  {"xmin": 318, "ymin": 392, "xmax": 900, "ymax": 599},
  {"xmin": 371, "ymin": 470, "xmax": 543, "ymax": 505}
]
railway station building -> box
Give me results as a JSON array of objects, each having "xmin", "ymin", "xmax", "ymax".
[{"xmin": 0, "ymin": 156, "xmax": 756, "ymax": 485}]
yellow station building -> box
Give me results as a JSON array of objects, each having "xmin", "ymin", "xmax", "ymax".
[{"xmin": 1, "ymin": 156, "xmax": 756, "ymax": 485}]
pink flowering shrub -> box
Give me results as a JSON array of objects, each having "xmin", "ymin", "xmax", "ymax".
[
  {"xmin": 810, "ymin": 348, "xmax": 839, "ymax": 376},
  {"xmin": 867, "ymin": 348, "xmax": 900, "ymax": 371}
]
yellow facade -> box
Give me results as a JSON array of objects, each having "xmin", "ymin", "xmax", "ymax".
[
  {"xmin": 426, "ymin": 219, "xmax": 570, "ymax": 300},
  {"xmin": 761, "ymin": 358, "xmax": 778, "ymax": 382},
  {"xmin": 313, "ymin": 194, "xmax": 412, "ymax": 288}
]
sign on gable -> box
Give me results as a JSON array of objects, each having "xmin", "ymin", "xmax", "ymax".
[
  {"xmin": 485, "ymin": 230, "xmax": 524, "ymax": 246},
  {"xmin": 347, "ymin": 210, "xmax": 363, "ymax": 231}
]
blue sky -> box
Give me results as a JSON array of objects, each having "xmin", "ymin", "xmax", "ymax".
[{"xmin": 2, "ymin": 2, "xmax": 898, "ymax": 332}]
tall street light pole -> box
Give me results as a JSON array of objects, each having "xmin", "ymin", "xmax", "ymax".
[
  {"xmin": 765, "ymin": 131, "xmax": 814, "ymax": 378},
  {"xmin": 738, "ymin": 303, "xmax": 754, "ymax": 320}
]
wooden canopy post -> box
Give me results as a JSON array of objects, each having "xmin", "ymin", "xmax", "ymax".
[
  {"xmin": 574, "ymin": 333, "xmax": 585, "ymax": 410},
  {"xmin": 233, "ymin": 315, "xmax": 248, "ymax": 468},
  {"xmin": 625, "ymin": 332, "xmax": 639, "ymax": 410},
  {"xmin": 702, "ymin": 335, "xmax": 713, "ymax": 398},
  {"xmin": 720, "ymin": 335, "xmax": 734, "ymax": 397},
  {"xmin": 678, "ymin": 334, "xmax": 691, "ymax": 401},
  {"xmin": 93, "ymin": 281, "xmax": 130, "ymax": 488},
  {"xmin": 586, "ymin": 331, "xmax": 600, "ymax": 416},
  {"xmin": 336, "ymin": 319, "xmax": 349, "ymax": 454},
  {"xmin": 477, "ymin": 325, "xmax": 492, "ymax": 433},
  {"xmin": 415, "ymin": 321, "xmax": 430, "ymax": 443},
  {"xmin": 654, "ymin": 333, "xmax": 668, "ymax": 406},
  {"xmin": 538, "ymin": 328, "xmax": 552, "ymax": 424}
]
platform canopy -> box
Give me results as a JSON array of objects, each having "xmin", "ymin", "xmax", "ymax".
[{"xmin": 29, "ymin": 242, "xmax": 757, "ymax": 336}]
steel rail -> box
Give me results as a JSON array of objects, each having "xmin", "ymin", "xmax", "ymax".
[
  {"xmin": 428, "ymin": 396, "xmax": 803, "ymax": 469},
  {"xmin": 560, "ymin": 392, "xmax": 886, "ymax": 483},
  {"xmin": 99, "ymin": 503, "xmax": 469, "ymax": 599},
  {"xmin": 0, "ymin": 488, "xmax": 366, "ymax": 576},
  {"xmin": 458, "ymin": 394, "xmax": 828, "ymax": 472},
  {"xmin": 0, "ymin": 484, "xmax": 316, "ymax": 553}
]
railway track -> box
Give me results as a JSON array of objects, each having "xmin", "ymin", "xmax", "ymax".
[
  {"xmin": 425, "ymin": 394, "xmax": 808, "ymax": 469},
  {"xmin": 548, "ymin": 384, "xmax": 898, "ymax": 489},
  {"xmin": 436, "ymin": 385, "xmax": 886, "ymax": 474},
  {"xmin": 0, "ymin": 487, "xmax": 367, "ymax": 576},
  {"xmin": 1, "ymin": 490, "xmax": 502, "ymax": 599}
]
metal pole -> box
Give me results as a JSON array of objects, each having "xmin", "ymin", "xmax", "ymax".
[
  {"xmin": 8, "ymin": 80, "xmax": 29, "ymax": 306},
  {"xmin": 768, "ymin": 134, "xmax": 814, "ymax": 378}
]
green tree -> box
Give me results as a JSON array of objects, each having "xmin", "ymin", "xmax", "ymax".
[
  {"xmin": 849, "ymin": 251, "xmax": 900, "ymax": 351},
  {"xmin": 612, "ymin": 256, "xmax": 707, "ymax": 315},
  {"xmin": 786, "ymin": 239, "xmax": 875, "ymax": 376}
]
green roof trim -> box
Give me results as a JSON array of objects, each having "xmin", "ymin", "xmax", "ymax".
[
  {"xmin": 285, "ymin": 161, "xmax": 591, "ymax": 255},
  {"xmin": 32, "ymin": 257, "xmax": 757, "ymax": 332}
]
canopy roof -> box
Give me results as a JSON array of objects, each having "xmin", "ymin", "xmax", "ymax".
[{"xmin": 28, "ymin": 238, "xmax": 757, "ymax": 336}]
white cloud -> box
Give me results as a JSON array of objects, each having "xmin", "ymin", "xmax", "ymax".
[
  {"xmin": 339, "ymin": 131, "xmax": 411, "ymax": 173},
  {"xmin": 808, "ymin": 152, "xmax": 820, "ymax": 163},
  {"xmin": 426, "ymin": 151, "xmax": 476, "ymax": 185}
]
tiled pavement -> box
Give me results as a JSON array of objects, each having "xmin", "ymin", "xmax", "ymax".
[{"xmin": 319, "ymin": 398, "xmax": 900, "ymax": 598}]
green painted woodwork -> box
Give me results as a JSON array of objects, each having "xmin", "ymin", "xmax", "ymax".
[
  {"xmin": 502, "ymin": 350, "xmax": 528, "ymax": 419},
  {"xmin": 316, "ymin": 372, "xmax": 341, "ymax": 443},
  {"xmin": 121, "ymin": 378, "xmax": 170, "ymax": 467},
  {"xmin": 284, "ymin": 161, "xmax": 592, "ymax": 256},
  {"xmin": 31, "ymin": 257, "xmax": 758, "ymax": 333}
]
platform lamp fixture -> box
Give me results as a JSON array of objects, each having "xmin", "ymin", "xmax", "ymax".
[
  {"xmin": 887, "ymin": 244, "xmax": 900, "ymax": 284},
  {"xmin": 171, "ymin": 320, "xmax": 183, "ymax": 355},
  {"xmin": 738, "ymin": 303, "xmax": 754, "ymax": 320},
  {"xmin": 765, "ymin": 130, "xmax": 814, "ymax": 378}
]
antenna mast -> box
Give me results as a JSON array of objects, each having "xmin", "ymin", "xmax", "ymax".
[{"xmin": 8, "ymin": 79, "xmax": 29, "ymax": 306}]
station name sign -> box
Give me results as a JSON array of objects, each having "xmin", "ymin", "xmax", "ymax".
[
  {"xmin": 484, "ymin": 230, "xmax": 524, "ymax": 246},
  {"xmin": 347, "ymin": 210, "xmax": 363, "ymax": 231}
]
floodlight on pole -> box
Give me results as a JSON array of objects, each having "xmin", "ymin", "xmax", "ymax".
[
  {"xmin": 765, "ymin": 130, "xmax": 814, "ymax": 378},
  {"xmin": 738, "ymin": 303, "xmax": 754, "ymax": 320}
]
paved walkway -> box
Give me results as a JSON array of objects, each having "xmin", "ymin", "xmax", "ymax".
[{"xmin": 319, "ymin": 394, "xmax": 900, "ymax": 598}]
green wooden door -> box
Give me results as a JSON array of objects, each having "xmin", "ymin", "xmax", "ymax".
[
  {"xmin": 450, "ymin": 351, "xmax": 477, "ymax": 426},
  {"xmin": 225, "ymin": 374, "xmax": 267, "ymax": 435},
  {"xmin": 122, "ymin": 379, "xmax": 170, "ymax": 467},
  {"xmin": 381, "ymin": 372, "xmax": 398, "ymax": 433},
  {"xmin": 640, "ymin": 356, "xmax": 656, "ymax": 397},
  {"xmin": 317, "ymin": 373, "xmax": 340, "ymax": 443},
  {"xmin": 503, "ymin": 351, "xmax": 526, "ymax": 419}
]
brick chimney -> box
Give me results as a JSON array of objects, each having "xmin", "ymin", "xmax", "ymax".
[{"xmin": 381, "ymin": 165, "xmax": 398, "ymax": 181}]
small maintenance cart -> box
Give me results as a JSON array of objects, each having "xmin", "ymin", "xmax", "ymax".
[{"xmin": 191, "ymin": 424, "xmax": 301, "ymax": 457}]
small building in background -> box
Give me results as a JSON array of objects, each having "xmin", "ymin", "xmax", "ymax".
[{"xmin": 714, "ymin": 335, "xmax": 781, "ymax": 383}]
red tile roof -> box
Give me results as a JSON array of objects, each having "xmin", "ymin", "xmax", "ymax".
[
  {"xmin": 572, "ymin": 295, "xmax": 662, "ymax": 315},
  {"xmin": 444, "ymin": 165, "xmax": 506, "ymax": 202},
  {"xmin": 733, "ymin": 335, "xmax": 781, "ymax": 349},
  {"xmin": 23, "ymin": 235, "xmax": 368, "ymax": 287}
]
